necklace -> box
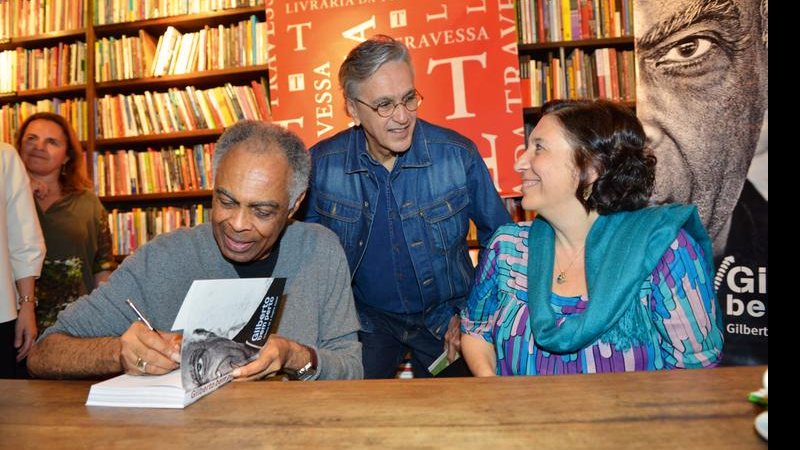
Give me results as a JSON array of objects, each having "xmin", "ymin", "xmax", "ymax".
[{"xmin": 555, "ymin": 244, "xmax": 585, "ymax": 284}]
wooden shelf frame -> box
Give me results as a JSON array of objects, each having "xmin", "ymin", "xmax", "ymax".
[{"xmin": 2, "ymin": 5, "xmax": 268, "ymax": 210}]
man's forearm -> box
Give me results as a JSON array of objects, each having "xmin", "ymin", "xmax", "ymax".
[{"xmin": 28, "ymin": 333, "xmax": 123, "ymax": 379}]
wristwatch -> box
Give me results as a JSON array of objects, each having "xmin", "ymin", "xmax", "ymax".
[{"xmin": 284, "ymin": 346, "xmax": 318, "ymax": 381}]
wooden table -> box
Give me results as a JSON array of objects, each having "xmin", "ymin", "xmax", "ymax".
[{"xmin": 0, "ymin": 366, "xmax": 767, "ymax": 449}]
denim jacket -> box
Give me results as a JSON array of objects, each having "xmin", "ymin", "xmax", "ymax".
[{"xmin": 304, "ymin": 119, "xmax": 511, "ymax": 338}]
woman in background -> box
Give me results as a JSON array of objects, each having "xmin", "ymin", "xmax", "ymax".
[
  {"xmin": 15, "ymin": 112, "xmax": 117, "ymax": 331},
  {"xmin": 461, "ymin": 100, "xmax": 724, "ymax": 376}
]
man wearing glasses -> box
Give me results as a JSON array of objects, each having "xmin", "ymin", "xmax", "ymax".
[{"xmin": 303, "ymin": 35, "xmax": 509, "ymax": 379}]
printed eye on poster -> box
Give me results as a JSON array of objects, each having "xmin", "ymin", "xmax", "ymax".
[{"xmin": 266, "ymin": 0, "xmax": 525, "ymax": 197}]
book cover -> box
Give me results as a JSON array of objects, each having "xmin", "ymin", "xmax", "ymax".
[
  {"xmin": 86, "ymin": 277, "xmax": 285, "ymax": 409},
  {"xmin": 427, "ymin": 351, "xmax": 461, "ymax": 377}
]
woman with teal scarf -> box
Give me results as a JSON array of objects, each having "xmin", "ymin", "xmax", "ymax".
[{"xmin": 461, "ymin": 100, "xmax": 724, "ymax": 376}]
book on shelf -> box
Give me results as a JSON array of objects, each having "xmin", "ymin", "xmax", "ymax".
[
  {"xmin": 94, "ymin": 82, "xmax": 269, "ymax": 138},
  {"xmin": 107, "ymin": 203, "xmax": 209, "ymax": 256},
  {"xmin": 517, "ymin": 0, "xmax": 633, "ymax": 44},
  {"xmin": 86, "ymin": 277, "xmax": 286, "ymax": 409}
]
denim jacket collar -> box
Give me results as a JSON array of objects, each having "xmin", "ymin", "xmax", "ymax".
[{"xmin": 344, "ymin": 120, "xmax": 434, "ymax": 174}]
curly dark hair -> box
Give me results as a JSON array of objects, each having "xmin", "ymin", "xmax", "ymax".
[{"xmin": 541, "ymin": 99, "xmax": 656, "ymax": 214}]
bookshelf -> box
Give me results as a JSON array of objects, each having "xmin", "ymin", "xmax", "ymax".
[
  {"xmin": 506, "ymin": 0, "xmax": 636, "ymax": 228},
  {"xmin": 1, "ymin": 1, "xmax": 269, "ymax": 255},
  {"xmin": 519, "ymin": 36, "xmax": 636, "ymax": 120},
  {"xmin": 516, "ymin": 0, "xmax": 636, "ymax": 122}
]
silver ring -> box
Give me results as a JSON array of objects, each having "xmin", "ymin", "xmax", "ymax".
[{"xmin": 136, "ymin": 356, "xmax": 147, "ymax": 373}]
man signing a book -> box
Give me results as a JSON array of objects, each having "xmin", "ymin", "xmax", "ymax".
[{"xmin": 27, "ymin": 121, "xmax": 363, "ymax": 381}]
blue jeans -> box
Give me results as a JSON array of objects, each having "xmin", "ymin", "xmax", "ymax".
[{"xmin": 357, "ymin": 302, "xmax": 444, "ymax": 379}]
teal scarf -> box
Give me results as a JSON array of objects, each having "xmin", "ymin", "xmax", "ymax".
[{"xmin": 526, "ymin": 204, "xmax": 713, "ymax": 354}]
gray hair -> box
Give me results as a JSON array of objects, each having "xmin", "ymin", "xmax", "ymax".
[
  {"xmin": 212, "ymin": 121, "xmax": 310, "ymax": 205},
  {"xmin": 338, "ymin": 34, "xmax": 413, "ymax": 101}
]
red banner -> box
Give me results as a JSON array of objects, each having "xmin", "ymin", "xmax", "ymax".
[{"xmin": 266, "ymin": 0, "xmax": 524, "ymax": 197}]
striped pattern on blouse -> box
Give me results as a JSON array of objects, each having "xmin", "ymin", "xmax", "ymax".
[{"xmin": 462, "ymin": 223, "xmax": 724, "ymax": 376}]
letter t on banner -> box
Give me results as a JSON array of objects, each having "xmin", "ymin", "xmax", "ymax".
[{"xmin": 267, "ymin": 0, "xmax": 524, "ymax": 197}]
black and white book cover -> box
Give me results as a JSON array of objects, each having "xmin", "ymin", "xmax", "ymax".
[{"xmin": 86, "ymin": 278, "xmax": 284, "ymax": 408}]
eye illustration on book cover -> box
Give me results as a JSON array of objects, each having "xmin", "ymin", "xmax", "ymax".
[{"xmin": 183, "ymin": 329, "xmax": 259, "ymax": 389}]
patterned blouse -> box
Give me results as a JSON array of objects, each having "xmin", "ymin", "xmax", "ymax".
[
  {"xmin": 36, "ymin": 190, "xmax": 117, "ymax": 330},
  {"xmin": 462, "ymin": 223, "xmax": 723, "ymax": 375}
]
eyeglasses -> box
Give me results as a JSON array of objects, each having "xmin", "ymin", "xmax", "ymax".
[{"xmin": 353, "ymin": 90, "xmax": 423, "ymax": 118}]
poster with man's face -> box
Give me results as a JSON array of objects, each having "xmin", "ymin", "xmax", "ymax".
[{"xmin": 634, "ymin": 0, "xmax": 768, "ymax": 365}]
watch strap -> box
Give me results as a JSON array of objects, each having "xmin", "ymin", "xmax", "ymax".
[
  {"xmin": 307, "ymin": 346, "xmax": 318, "ymax": 370},
  {"xmin": 19, "ymin": 295, "xmax": 37, "ymax": 307}
]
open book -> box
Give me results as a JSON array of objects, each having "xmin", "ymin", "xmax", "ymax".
[{"xmin": 86, "ymin": 277, "xmax": 285, "ymax": 408}]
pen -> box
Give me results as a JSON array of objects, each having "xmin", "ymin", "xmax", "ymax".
[{"xmin": 125, "ymin": 299, "xmax": 161, "ymax": 336}]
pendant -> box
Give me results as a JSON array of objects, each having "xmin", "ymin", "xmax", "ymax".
[{"xmin": 556, "ymin": 272, "xmax": 567, "ymax": 284}]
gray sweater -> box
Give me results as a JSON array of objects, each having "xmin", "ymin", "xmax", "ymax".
[{"xmin": 42, "ymin": 221, "xmax": 363, "ymax": 380}]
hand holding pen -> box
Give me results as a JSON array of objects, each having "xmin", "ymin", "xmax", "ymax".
[{"xmin": 119, "ymin": 299, "xmax": 182, "ymax": 376}]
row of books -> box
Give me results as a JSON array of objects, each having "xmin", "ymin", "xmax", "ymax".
[
  {"xmin": 520, "ymin": 48, "xmax": 635, "ymax": 107},
  {"xmin": 150, "ymin": 19, "xmax": 268, "ymax": 77},
  {"xmin": 95, "ymin": 33, "xmax": 156, "ymax": 82},
  {"xmin": 107, "ymin": 205, "xmax": 209, "ymax": 256},
  {"xmin": 93, "ymin": 0, "xmax": 264, "ymax": 25},
  {"xmin": 517, "ymin": 0, "xmax": 634, "ymax": 44},
  {"xmin": 0, "ymin": 42, "xmax": 87, "ymax": 93},
  {"xmin": 108, "ymin": 196, "xmax": 532, "ymax": 258},
  {"xmin": 109, "ymin": 203, "xmax": 527, "ymax": 259},
  {"xmin": 95, "ymin": 80, "xmax": 269, "ymax": 138},
  {"xmin": 93, "ymin": 144, "xmax": 215, "ymax": 197},
  {"xmin": 0, "ymin": 98, "xmax": 88, "ymax": 142},
  {"xmin": 95, "ymin": 18, "xmax": 267, "ymax": 82},
  {"xmin": 0, "ymin": 79, "xmax": 267, "ymax": 141},
  {"xmin": 0, "ymin": 0, "xmax": 85, "ymax": 39}
]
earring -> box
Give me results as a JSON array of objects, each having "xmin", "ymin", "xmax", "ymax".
[
  {"xmin": 582, "ymin": 184, "xmax": 593, "ymax": 201},
  {"xmin": 60, "ymin": 164, "xmax": 67, "ymax": 176}
]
